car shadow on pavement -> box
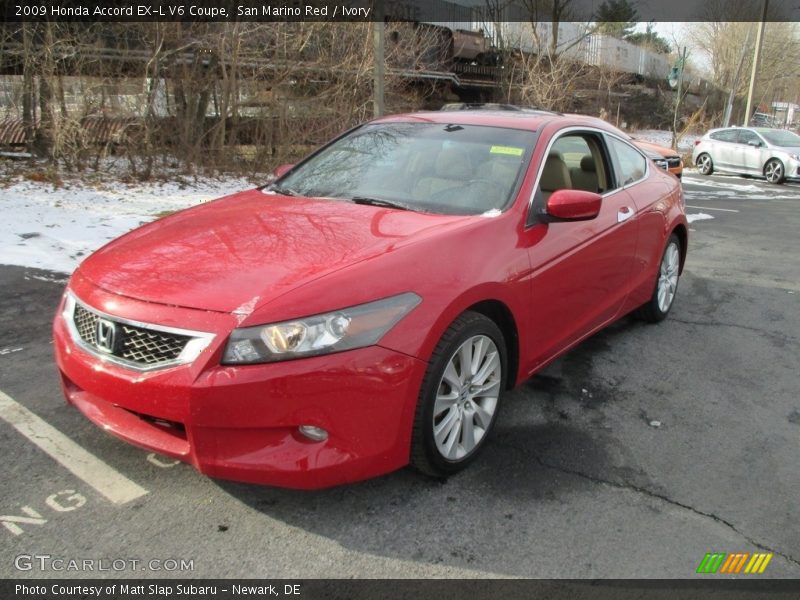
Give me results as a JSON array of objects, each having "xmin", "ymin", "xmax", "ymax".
[{"xmin": 214, "ymin": 421, "xmax": 619, "ymax": 574}]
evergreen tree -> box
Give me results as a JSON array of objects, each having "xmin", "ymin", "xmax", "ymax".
[{"xmin": 595, "ymin": 0, "xmax": 639, "ymax": 39}]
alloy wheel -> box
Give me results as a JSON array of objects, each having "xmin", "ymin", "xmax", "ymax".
[
  {"xmin": 657, "ymin": 242, "xmax": 680, "ymax": 313},
  {"xmin": 697, "ymin": 154, "xmax": 712, "ymax": 175},
  {"xmin": 765, "ymin": 160, "xmax": 784, "ymax": 184},
  {"xmin": 432, "ymin": 334, "xmax": 501, "ymax": 461}
]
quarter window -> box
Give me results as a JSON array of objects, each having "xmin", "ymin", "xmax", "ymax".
[
  {"xmin": 709, "ymin": 129, "xmax": 738, "ymax": 142},
  {"xmin": 608, "ymin": 137, "xmax": 647, "ymax": 187}
]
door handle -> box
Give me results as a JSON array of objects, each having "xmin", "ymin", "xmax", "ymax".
[{"xmin": 617, "ymin": 206, "xmax": 635, "ymax": 223}]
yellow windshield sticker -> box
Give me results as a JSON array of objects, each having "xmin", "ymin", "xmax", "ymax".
[{"xmin": 490, "ymin": 145, "xmax": 524, "ymax": 156}]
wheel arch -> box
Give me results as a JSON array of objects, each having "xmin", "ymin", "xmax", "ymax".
[
  {"xmin": 670, "ymin": 223, "xmax": 688, "ymax": 274},
  {"xmin": 464, "ymin": 299, "xmax": 519, "ymax": 390}
]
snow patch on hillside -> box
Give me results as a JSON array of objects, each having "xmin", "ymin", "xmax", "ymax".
[{"xmin": 0, "ymin": 174, "xmax": 253, "ymax": 274}]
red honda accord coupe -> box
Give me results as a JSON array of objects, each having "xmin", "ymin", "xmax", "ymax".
[{"xmin": 53, "ymin": 110, "xmax": 687, "ymax": 489}]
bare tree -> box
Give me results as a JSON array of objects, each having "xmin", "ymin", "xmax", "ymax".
[{"xmin": 690, "ymin": 0, "xmax": 800, "ymax": 125}]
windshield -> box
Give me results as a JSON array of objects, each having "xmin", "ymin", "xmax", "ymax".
[
  {"xmin": 275, "ymin": 122, "xmax": 537, "ymax": 215},
  {"xmin": 759, "ymin": 129, "xmax": 800, "ymax": 147}
]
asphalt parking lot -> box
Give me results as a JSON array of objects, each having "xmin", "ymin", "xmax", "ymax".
[{"xmin": 0, "ymin": 171, "xmax": 798, "ymax": 579}]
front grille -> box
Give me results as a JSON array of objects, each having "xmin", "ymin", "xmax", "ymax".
[
  {"xmin": 74, "ymin": 303, "xmax": 99, "ymax": 346},
  {"xmin": 72, "ymin": 303, "xmax": 192, "ymax": 367},
  {"xmin": 118, "ymin": 323, "xmax": 191, "ymax": 365}
]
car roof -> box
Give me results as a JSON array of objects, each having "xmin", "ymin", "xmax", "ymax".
[
  {"xmin": 372, "ymin": 110, "xmax": 627, "ymax": 136},
  {"xmin": 707, "ymin": 126, "xmax": 779, "ymax": 134}
]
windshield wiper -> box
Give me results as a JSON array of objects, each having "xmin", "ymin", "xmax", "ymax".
[
  {"xmin": 266, "ymin": 183, "xmax": 300, "ymax": 197},
  {"xmin": 350, "ymin": 196, "xmax": 411, "ymax": 211}
]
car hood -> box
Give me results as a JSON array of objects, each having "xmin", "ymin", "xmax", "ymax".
[
  {"xmin": 773, "ymin": 145, "xmax": 800, "ymax": 154},
  {"xmin": 77, "ymin": 189, "xmax": 471, "ymax": 314},
  {"xmin": 632, "ymin": 139, "xmax": 679, "ymax": 158}
]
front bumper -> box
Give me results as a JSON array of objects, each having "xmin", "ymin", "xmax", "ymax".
[
  {"xmin": 53, "ymin": 278, "xmax": 427, "ymax": 489},
  {"xmin": 786, "ymin": 157, "xmax": 800, "ymax": 180}
]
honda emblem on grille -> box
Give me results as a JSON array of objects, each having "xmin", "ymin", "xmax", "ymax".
[{"xmin": 95, "ymin": 318, "xmax": 117, "ymax": 354}]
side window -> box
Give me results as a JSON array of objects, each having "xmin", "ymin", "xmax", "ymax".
[
  {"xmin": 710, "ymin": 130, "xmax": 738, "ymax": 142},
  {"xmin": 539, "ymin": 134, "xmax": 608, "ymax": 197},
  {"xmin": 529, "ymin": 132, "xmax": 609, "ymax": 225},
  {"xmin": 737, "ymin": 130, "xmax": 760, "ymax": 145},
  {"xmin": 607, "ymin": 137, "xmax": 647, "ymax": 187}
]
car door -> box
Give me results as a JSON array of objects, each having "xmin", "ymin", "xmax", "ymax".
[
  {"xmin": 709, "ymin": 129, "xmax": 739, "ymax": 169},
  {"xmin": 736, "ymin": 129, "xmax": 768, "ymax": 174},
  {"xmin": 523, "ymin": 129, "xmax": 639, "ymax": 370},
  {"xmin": 606, "ymin": 135, "xmax": 673, "ymax": 300}
]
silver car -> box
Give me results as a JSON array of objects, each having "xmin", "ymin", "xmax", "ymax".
[{"xmin": 692, "ymin": 127, "xmax": 800, "ymax": 184}]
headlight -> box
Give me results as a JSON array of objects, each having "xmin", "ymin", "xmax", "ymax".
[
  {"xmin": 790, "ymin": 153, "xmax": 800, "ymax": 161},
  {"xmin": 222, "ymin": 293, "xmax": 421, "ymax": 364}
]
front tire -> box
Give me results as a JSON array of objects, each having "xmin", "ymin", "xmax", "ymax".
[
  {"xmin": 411, "ymin": 312, "xmax": 507, "ymax": 477},
  {"xmin": 696, "ymin": 153, "xmax": 714, "ymax": 175},
  {"xmin": 634, "ymin": 234, "xmax": 682, "ymax": 322},
  {"xmin": 764, "ymin": 158, "xmax": 785, "ymax": 184}
]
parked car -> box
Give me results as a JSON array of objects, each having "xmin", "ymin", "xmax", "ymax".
[
  {"xmin": 53, "ymin": 110, "xmax": 688, "ymax": 489},
  {"xmin": 750, "ymin": 112, "xmax": 777, "ymax": 128},
  {"xmin": 630, "ymin": 138, "xmax": 683, "ymax": 179},
  {"xmin": 693, "ymin": 126, "xmax": 800, "ymax": 184}
]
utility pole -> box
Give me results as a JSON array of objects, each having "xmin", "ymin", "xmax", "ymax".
[
  {"xmin": 373, "ymin": 0, "xmax": 385, "ymax": 117},
  {"xmin": 723, "ymin": 28, "xmax": 752, "ymax": 127},
  {"xmin": 744, "ymin": 0, "xmax": 769, "ymax": 126},
  {"xmin": 671, "ymin": 47, "xmax": 687, "ymax": 149}
]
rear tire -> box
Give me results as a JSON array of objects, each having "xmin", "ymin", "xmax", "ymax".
[
  {"xmin": 411, "ymin": 312, "xmax": 507, "ymax": 477},
  {"xmin": 696, "ymin": 153, "xmax": 713, "ymax": 175},
  {"xmin": 634, "ymin": 234, "xmax": 682, "ymax": 323}
]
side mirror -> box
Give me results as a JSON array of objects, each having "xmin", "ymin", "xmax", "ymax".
[
  {"xmin": 546, "ymin": 189, "xmax": 602, "ymax": 221},
  {"xmin": 273, "ymin": 163, "xmax": 295, "ymax": 178},
  {"xmin": 747, "ymin": 139, "xmax": 762, "ymax": 148}
]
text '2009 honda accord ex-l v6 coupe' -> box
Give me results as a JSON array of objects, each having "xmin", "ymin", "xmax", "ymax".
[{"xmin": 53, "ymin": 109, "xmax": 688, "ymax": 489}]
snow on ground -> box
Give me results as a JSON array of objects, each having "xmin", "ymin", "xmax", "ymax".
[
  {"xmin": 0, "ymin": 169, "xmax": 255, "ymax": 274},
  {"xmin": 681, "ymin": 174, "xmax": 800, "ymax": 201},
  {"xmin": 686, "ymin": 212, "xmax": 715, "ymax": 223},
  {"xmin": 680, "ymin": 177, "xmax": 762, "ymax": 192},
  {"xmin": 631, "ymin": 129, "xmax": 700, "ymax": 153}
]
